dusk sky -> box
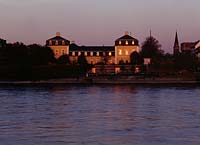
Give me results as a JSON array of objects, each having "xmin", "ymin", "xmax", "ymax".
[{"xmin": 0, "ymin": 0, "xmax": 200, "ymax": 53}]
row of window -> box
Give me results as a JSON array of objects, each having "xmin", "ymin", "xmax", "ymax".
[
  {"xmin": 48, "ymin": 40, "xmax": 68, "ymax": 46},
  {"xmin": 54, "ymin": 49, "xmax": 66, "ymax": 56},
  {"xmin": 69, "ymin": 51, "xmax": 115, "ymax": 57},
  {"xmin": 118, "ymin": 40, "xmax": 135, "ymax": 45},
  {"xmin": 118, "ymin": 49, "xmax": 130, "ymax": 55}
]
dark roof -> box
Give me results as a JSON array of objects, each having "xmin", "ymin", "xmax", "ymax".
[
  {"xmin": 47, "ymin": 36, "xmax": 70, "ymax": 42},
  {"xmin": 116, "ymin": 34, "xmax": 138, "ymax": 41},
  {"xmin": 194, "ymin": 40, "xmax": 200, "ymax": 46},
  {"xmin": 70, "ymin": 43, "xmax": 114, "ymax": 51},
  {"xmin": 0, "ymin": 38, "xmax": 6, "ymax": 41},
  {"xmin": 173, "ymin": 32, "xmax": 179, "ymax": 48}
]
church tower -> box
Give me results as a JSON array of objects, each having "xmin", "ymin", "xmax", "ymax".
[{"xmin": 173, "ymin": 31, "xmax": 180, "ymax": 55}]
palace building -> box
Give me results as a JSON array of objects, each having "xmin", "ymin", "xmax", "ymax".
[
  {"xmin": 46, "ymin": 32, "xmax": 70, "ymax": 59},
  {"xmin": 46, "ymin": 32, "xmax": 139, "ymax": 64}
]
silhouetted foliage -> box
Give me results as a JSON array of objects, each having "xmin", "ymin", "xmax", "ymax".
[
  {"xmin": 77, "ymin": 54, "xmax": 91, "ymax": 75},
  {"xmin": 141, "ymin": 36, "xmax": 163, "ymax": 59},
  {"xmin": 57, "ymin": 55, "xmax": 70, "ymax": 64},
  {"xmin": 77, "ymin": 54, "xmax": 88, "ymax": 66},
  {"xmin": 6, "ymin": 42, "xmax": 29, "ymax": 66},
  {"xmin": 119, "ymin": 60, "xmax": 125, "ymax": 65},
  {"xmin": 175, "ymin": 52, "xmax": 198, "ymax": 71},
  {"xmin": 29, "ymin": 44, "xmax": 55, "ymax": 66},
  {"xmin": 130, "ymin": 51, "xmax": 144, "ymax": 65}
]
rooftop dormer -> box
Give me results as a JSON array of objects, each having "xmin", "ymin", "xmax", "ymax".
[{"xmin": 115, "ymin": 32, "xmax": 139, "ymax": 46}]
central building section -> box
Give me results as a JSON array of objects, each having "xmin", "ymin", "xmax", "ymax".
[
  {"xmin": 115, "ymin": 32, "xmax": 139, "ymax": 64},
  {"xmin": 46, "ymin": 32, "xmax": 139, "ymax": 64}
]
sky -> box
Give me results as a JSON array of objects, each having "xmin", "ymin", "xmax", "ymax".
[{"xmin": 0, "ymin": 0, "xmax": 200, "ymax": 53}]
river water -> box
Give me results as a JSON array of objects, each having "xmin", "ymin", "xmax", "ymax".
[{"xmin": 0, "ymin": 85, "xmax": 200, "ymax": 145}]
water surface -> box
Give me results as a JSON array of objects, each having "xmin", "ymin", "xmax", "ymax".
[{"xmin": 0, "ymin": 85, "xmax": 200, "ymax": 145}]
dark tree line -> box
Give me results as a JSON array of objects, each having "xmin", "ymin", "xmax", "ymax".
[
  {"xmin": 130, "ymin": 35, "xmax": 199, "ymax": 73},
  {"xmin": 0, "ymin": 43, "xmax": 91, "ymax": 80},
  {"xmin": 5, "ymin": 42, "xmax": 55, "ymax": 66}
]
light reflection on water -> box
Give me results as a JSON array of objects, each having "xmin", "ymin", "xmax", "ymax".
[{"xmin": 0, "ymin": 85, "xmax": 200, "ymax": 145}]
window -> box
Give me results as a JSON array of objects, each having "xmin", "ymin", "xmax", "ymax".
[
  {"xmin": 126, "ymin": 50, "xmax": 129, "ymax": 55},
  {"xmin": 72, "ymin": 51, "xmax": 75, "ymax": 56},
  {"xmin": 62, "ymin": 49, "xmax": 65, "ymax": 55},
  {"xmin": 49, "ymin": 40, "xmax": 52, "ymax": 45},
  {"xmin": 55, "ymin": 49, "xmax": 59, "ymax": 55},
  {"xmin": 99, "ymin": 52, "xmax": 103, "ymax": 56},
  {"xmin": 119, "ymin": 49, "xmax": 122, "ymax": 55},
  {"xmin": 55, "ymin": 40, "xmax": 58, "ymax": 45},
  {"xmin": 78, "ymin": 51, "xmax": 81, "ymax": 56},
  {"xmin": 90, "ymin": 52, "xmax": 93, "ymax": 56},
  {"xmin": 85, "ymin": 51, "xmax": 87, "ymax": 56},
  {"xmin": 92, "ymin": 68, "xmax": 96, "ymax": 74},
  {"xmin": 126, "ymin": 41, "xmax": 128, "ymax": 45},
  {"xmin": 132, "ymin": 41, "xmax": 135, "ymax": 45},
  {"xmin": 62, "ymin": 40, "xmax": 65, "ymax": 45},
  {"xmin": 97, "ymin": 52, "xmax": 99, "ymax": 56},
  {"xmin": 109, "ymin": 52, "xmax": 112, "ymax": 56},
  {"xmin": 119, "ymin": 41, "xmax": 122, "ymax": 45}
]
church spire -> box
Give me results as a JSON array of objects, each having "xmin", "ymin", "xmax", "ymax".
[{"xmin": 173, "ymin": 31, "xmax": 179, "ymax": 55}]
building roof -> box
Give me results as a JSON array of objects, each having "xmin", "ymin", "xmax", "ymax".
[
  {"xmin": 70, "ymin": 43, "xmax": 115, "ymax": 51},
  {"xmin": 115, "ymin": 32, "xmax": 138, "ymax": 41},
  {"xmin": 116, "ymin": 35, "xmax": 136, "ymax": 40},
  {"xmin": 174, "ymin": 32, "xmax": 179, "ymax": 48},
  {"xmin": 0, "ymin": 38, "xmax": 6, "ymax": 41},
  {"xmin": 47, "ymin": 32, "xmax": 70, "ymax": 42}
]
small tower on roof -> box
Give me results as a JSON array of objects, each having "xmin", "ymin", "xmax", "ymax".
[{"xmin": 173, "ymin": 31, "xmax": 180, "ymax": 55}]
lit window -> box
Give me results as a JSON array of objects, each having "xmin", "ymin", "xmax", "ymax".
[
  {"xmin": 85, "ymin": 52, "xmax": 87, "ymax": 56},
  {"xmin": 78, "ymin": 52, "xmax": 81, "ymax": 56},
  {"xmin": 92, "ymin": 68, "xmax": 96, "ymax": 74},
  {"xmin": 126, "ymin": 50, "xmax": 129, "ymax": 55},
  {"xmin": 72, "ymin": 51, "xmax": 75, "ymax": 56},
  {"xmin": 126, "ymin": 41, "xmax": 128, "ymax": 45},
  {"xmin": 56, "ymin": 40, "xmax": 58, "ymax": 45},
  {"xmin": 62, "ymin": 40, "xmax": 65, "ymax": 45},
  {"xmin": 55, "ymin": 49, "xmax": 59, "ymax": 55},
  {"xmin": 119, "ymin": 41, "xmax": 122, "ymax": 45},
  {"xmin": 49, "ymin": 40, "xmax": 52, "ymax": 45},
  {"xmin": 119, "ymin": 49, "xmax": 122, "ymax": 55},
  {"xmin": 62, "ymin": 49, "xmax": 65, "ymax": 55},
  {"xmin": 97, "ymin": 52, "xmax": 99, "ymax": 56},
  {"xmin": 132, "ymin": 41, "xmax": 135, "ymax": 45},
  {"xmin": 115, "ymin": 67, "xmax": 121, "ymax": 74},
  {"xmin": 109, "ymin": 52, "xmax": 112, "ymax": 56},
  {"xmin": 90, "ymin": 52, "xmax": 93, "ymax": 56}
]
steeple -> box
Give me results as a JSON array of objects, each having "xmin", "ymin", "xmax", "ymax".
[{"xmin": 173, "ymin": 31, "xmax": 179, "ymax": 55}]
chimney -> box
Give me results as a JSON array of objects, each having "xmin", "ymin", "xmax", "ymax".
[
  {"xmin": 56, "ymin": 32, "xmax": 61, "ymax": 37},
  {"xmin": 125, "ymin": 31, "xmax": 129, "ymax": 35}
]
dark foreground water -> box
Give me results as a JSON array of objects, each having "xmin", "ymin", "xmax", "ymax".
[{"xmin": 0, "ymin": 85, "xmax": 200, "ymax": 145}]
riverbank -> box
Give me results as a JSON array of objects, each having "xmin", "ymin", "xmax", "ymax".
[{"xmin": 0, "ymin": 76, "xmax": 199, "ymax": 85}]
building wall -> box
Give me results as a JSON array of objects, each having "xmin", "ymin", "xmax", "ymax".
[
  {"xmin": 49, "ymin": 45, "xmax": 69, "ymax": 59},
  {"xmin": 69, "ymin": 56, "xmax": 115, "ymax": 65},
  {"xmin": 115, "ymin": 45, "xmax": 139, "ymax": 64}
]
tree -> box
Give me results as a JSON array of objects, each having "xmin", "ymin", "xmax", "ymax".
[
  {"xmin": 140, "ymin": 36, "xmax": 162, "ymax": 59},
  {"xmin": 175, "ymin": 52, "xmax": 198, "ymax": 71},
  {"xmin": 130, "ymin": 51, "xmax": 144, "ymax": 65},
  {"xmin": 57, "ymin": 55, "xmax": 70, "ymax": 64},
  {"xmin": 28, "ymin": 44, "xmax": 55, "ymax": 65},
  {"xmin": 77, "ymin": 54, "xmax": 91, "ymax": 75},
  {"xmin": 6, "ymin": 42, "xmax": 29, "ymax": 66}
]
